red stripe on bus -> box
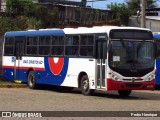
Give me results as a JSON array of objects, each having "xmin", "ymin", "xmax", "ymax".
[{"xmin": 2, "ymin": 66, "xmax": 45, "ymax": 71}]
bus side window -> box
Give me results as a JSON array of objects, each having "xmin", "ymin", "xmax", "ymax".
[
  {"xmin": 4, "ymin": 37, "xmax": 15, "ymax": 55},
  {"xmin": 26, "ymin": 36, "xmax": 38, "ymax": 55},
  {"xmin": 80, "ymin": 35, "xmax": 94, "ymax": 57},
  {"xmin": 39, "ymin": 36, "xmax": 51, "ymax": 56},
  {"xmin": 65, "ymin": 35, "xmax": 79, "ymax": 56},
  {"xmin": 51, "ymin": 36, "xmax": 64, "ymax": 56}
]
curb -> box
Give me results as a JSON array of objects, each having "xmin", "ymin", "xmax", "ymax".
[{"xmin": 0, "ymin": 84, "xmax": 27, "ymax": 88}]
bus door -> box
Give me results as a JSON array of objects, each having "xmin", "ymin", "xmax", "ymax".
[
  {"xmin": 96, "ymin": 40, "xmax": 107, "ymax": 88},
  {"xmin": 14, "ymin": 37, "xmax": 25, "ymax": 80}
]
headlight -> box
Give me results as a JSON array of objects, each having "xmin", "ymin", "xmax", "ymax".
[
  {"xmin": 146, "ymin": 74, "xmax": 155, "ymax": 81},
  {"xmin": 109, "ymin": 72, "xmax": 121, "ymax": 81}
]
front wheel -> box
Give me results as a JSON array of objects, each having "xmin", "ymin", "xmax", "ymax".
[
  {"xmin": 27, "ymin": 71, "xmax": 37, "ymax": 89},
  {"xmin": 81, "ymin": 75, "xmax": 94, "ymax": 95},
  {"xmin": 118, "ymin": 90, "xmax": 132, "ymax": 97}
]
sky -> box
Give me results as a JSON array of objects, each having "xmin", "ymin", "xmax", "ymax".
[
  {"xmin": 86, "ymin": 0, "xmax": 160, "ymax": 10},
  {"xmin": 87, "ymin": 0, "xmax": 124, "ymax": 9},
  {"xmin": 66, "ymin": 0, "xmax": 123, "ymax": 9},
  {"xmin": 66, "ymin": 0, "xmax": 160, "ymax": 10}
]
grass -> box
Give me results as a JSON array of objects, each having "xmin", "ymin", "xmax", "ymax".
[
  {"xmin": 0, "ymin": 80, "xmax": 17, "ymax": 85},
  {"xmin": 0, "ymin": 76, "xmax": 27, "ymax": 88},
  {"xmin": 0, "ymin": 79, "xmax": 18, "ymax": 85}
]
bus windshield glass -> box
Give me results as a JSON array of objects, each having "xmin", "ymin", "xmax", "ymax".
[{"xmin": 109, "ymin": 40, "xmax": 154, "ymax": 70}]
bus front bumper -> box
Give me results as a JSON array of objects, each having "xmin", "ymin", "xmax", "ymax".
[{"xmin": 106, "ymin": 78, "xmax": 155, "ymax": 91}]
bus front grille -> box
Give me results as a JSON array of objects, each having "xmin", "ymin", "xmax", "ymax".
[
  {"xmin": 123, "ymin": 79, "xmax": 143, "ymax": 82},
  {"xmin": 125, "ymin": 84, "xmax": 142, "ymax": 88}
]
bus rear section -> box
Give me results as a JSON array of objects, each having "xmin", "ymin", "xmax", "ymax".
[{"xmin": 2, "ymin": 29, "xmax": 66, "ymax": 88}]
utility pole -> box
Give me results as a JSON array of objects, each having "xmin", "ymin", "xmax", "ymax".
[{"xmin": 141, "ymin": 0, "xmax": 146, "ymax": 28}]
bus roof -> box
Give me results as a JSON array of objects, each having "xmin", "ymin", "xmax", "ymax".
[
  {"xmin": 63, "ymin": 26, "xmax": 151, "ymax": 34},
  {"xmin": 5, "ymin": 29, "xmax": 64, "ymax": 37},
  {"xmin": 5, "ymin": 26, "xmax": 152, "ymax": 37}
]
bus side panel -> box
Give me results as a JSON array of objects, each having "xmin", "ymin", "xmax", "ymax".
[
  {"xmin": 2, "ymin": 56, "xmax": 14, "ymax": 81},
  {"xmin": 61, "ymin": 58, "xmax": 96, "ymax": 88},
  {"xmin": 156, "ymin": 59, "xmax": 160, "ymax": 85},
  {"xmin": 35, "ymin": 57, "xmax": 95, "ymax": 88},
  {"xmin": 3, "ymin": 56, "xmax": 96, "ymax": 88},
  {"xmin": 34, "ymin": 57, "xmax": 69, "ymax": 86},
  {"xmin": 3, "ymin": 68, "xmax": 14, "ymax": 81},
  {"xmin": 21, "ymin": 57, "xmax": 44, "ymax": 83}
]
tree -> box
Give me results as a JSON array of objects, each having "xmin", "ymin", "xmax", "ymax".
[
  {"xmin": 6, "ymin": 0, "xmax": 35, "ymax": 15},
  {"xmin": 27, "ymin": 17, "xmax": 43, "ymax": 29},
  {"xmin": 125, "ymin": 0, "xmax": 157, "ymax": 14},
  {"xmin": 0, "ymin": 17, "xmax": 10, "ymax": 34},
  {"xmin": 44, "ymin": 7, "xmax": 59, "ymax": 27},
  {"xmin": 33, "ymin": 5, "xmax": 59, "ymax": 27},
  {"xmin": 107, "ymin": 3, "xmax": 132, "ymax": 26},
  {"xmin": 2, "ymin": 0, "xmax": 59, "ymax": 33}
]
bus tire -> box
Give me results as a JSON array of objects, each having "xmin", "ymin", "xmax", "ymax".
[
  {"xmin": 118, "ymin": 90, "xmax": 132, "ymax": 97},
  {"xmin": 27, "ymin": 71, "xmax": 37, "ymax": 89},
  {"xmin": 81, "ymin": 75, "xmax": 94, "ymax": 95}
]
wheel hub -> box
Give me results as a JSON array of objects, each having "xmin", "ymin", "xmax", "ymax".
[{"xmin": 83, "ymin": 80, "xmax": 89, "ymax": 91}]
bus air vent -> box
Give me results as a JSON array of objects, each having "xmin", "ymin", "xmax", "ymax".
[{"xmin": 125, "ymin": 84, "xmax": 141, "ymax": 88}]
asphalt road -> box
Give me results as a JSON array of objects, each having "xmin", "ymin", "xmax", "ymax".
[{"xmin": 0, "ymin": 86, "xmax": 160, "ymax": 119}]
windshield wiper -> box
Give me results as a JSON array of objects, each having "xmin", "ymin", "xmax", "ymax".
[
  {"xmin": 120, "ymin": 38, "xmax": 126, "ymax": 49},
  {"xmin": 137, "ymin": 40, "xmax": 145, "ymax": 57},
  {"xmin": 120, "ymin": 39, "xmax": 134, "ymax": 58}
]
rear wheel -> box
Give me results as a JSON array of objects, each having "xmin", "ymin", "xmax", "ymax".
[
  {"xmin": 27, "ymin": 71, "xmax": 37, "ymax": 89},
  {"xmin": 118, "ymin": 90, "xmax": 132, "ymax": 97},
  {"xmin": 81, "ymin": 75, "xmax": 94, "ymax": 95}
]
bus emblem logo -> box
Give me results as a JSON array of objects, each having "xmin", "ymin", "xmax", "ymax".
[
  {"xmin": 48, "ymin": 58, "xmax": 64, "ymax": 75},
  {"xmin": 132, "ymin": 78, "xmax": 135, "ymax": 82}
]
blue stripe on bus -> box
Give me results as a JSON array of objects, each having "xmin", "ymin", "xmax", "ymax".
[
  {"xmin": 5, "ymin": 30, "xmax": 64, "ymax": 37},
  {"xmin": 34, "ymin": 57, "xmax": 69, "ymax": 85}
]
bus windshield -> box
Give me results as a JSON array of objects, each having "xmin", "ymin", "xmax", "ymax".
[{"xmin": 109, "ymin": 40, "xmax": 154, "ymax": 70}]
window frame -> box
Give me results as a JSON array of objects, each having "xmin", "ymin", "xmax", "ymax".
[
  {"xmin": 65, "ymin": 35, "xmax": 80, "ymax": 56},
  {"xmin": 26, "ymin": 36, "xmax": 38, "ymax": 56},
  {"xmin": 38, "ymin": 35, "xmax": 51, "ymax": 56},
  {"xmin": 51, "ymin": 35, "xmax": 65, "ymax": 57},
  {"xmin": 79, "ymin": 34, "xmax": 95, "ymax": 57},
  {"xmin": 4, "ymin": 37, "xmax": 15, "ymax": 56}
]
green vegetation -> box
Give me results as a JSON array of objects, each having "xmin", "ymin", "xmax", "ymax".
[
  {"xmin": 107, "ymin": 3, "xmax": 132, "ymax": 26},
  {"xmin": 0, "ymin": 0, "xmax": 158, "ymax": 34},
  {"xmin": 126, "ymin": 0, "xmax": 157, "ymax": 14},
  {"xmin": 107, "ymin": 0, "xmax": 157, "ymax": 26},
  {"xmin": 0, "ymin": 79, "xmax": 17, "ymax": 84},
  {"xmin": 0, "ymin": 0, "xmax": 59, "ymax": 34}
]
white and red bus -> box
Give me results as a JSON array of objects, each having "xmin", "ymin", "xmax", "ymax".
[{"xmin": 2, "ymin": 26, "xmax": 155, "ymax": 97}]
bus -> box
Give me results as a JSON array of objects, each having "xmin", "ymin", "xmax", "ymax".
[
  {"xmin": 2, "ymin": 26, "xmax": 155, "ymax": 97},
  {"xmin": 153, "ymin": 33, "xmax": 160, "ymax": 86}
]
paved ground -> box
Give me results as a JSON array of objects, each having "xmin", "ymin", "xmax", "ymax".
[{"xmin": 0, "ymin": 86, "xmax": 160, "ymax": 120}]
